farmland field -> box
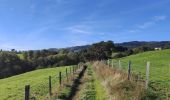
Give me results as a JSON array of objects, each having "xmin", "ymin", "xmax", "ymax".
[
  {"xmin": 0, "ymin": 66, "xmax": 70, "ymax": 100},
  {"xmin": 17, "ymin": 54, "xmax": 24, "ymax": 59},
  {"xmin": 113, "ymin": 49, "xmax": 170, "ymax": 95},
  {"xmin": 1, "ymin": 49, "xmax": 170, "ymax": 100}
]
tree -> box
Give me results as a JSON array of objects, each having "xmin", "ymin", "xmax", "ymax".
[
  {"xmin": 80, "ymin": 41, "xmax": 115, "ymax": 61},
  {"xmin": 0, "ymin": 52, "xmax": 35, "ymax": 79}
]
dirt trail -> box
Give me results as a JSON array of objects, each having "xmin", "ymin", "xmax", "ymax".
[
  {"xmin": 55, "ymin": 66, "xmax": 87, "ymax": 100},
  {"xmin": 68, "ymin": 66, "xmax": 87, "ymax": 100}
]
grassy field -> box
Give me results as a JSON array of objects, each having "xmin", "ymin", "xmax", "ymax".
[
  {"xmin": 0, "ymin": 66, "xmax": 70, "ymax": 100},
  {"xmin": 113, "ymin": 49, "xmax": 170, "ymax": 97},
  {"xmin": 1, "ymin": 49, "xmax": 170, "ymax": 100},
  {"xmin": 17, "ymin": 53, "xmax": 24, "ymax": 59}
]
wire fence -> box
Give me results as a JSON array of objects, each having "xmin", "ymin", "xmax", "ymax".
[
  {"xmin": 102, "ymin": 59, "xmax": 170, "ymax": 99},
  {"xmin": 24, "ymin": 63, "xmax": 85, "ymax": 100}
]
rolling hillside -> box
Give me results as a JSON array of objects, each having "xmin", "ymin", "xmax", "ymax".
[
  {"xmin": 1, "ymin": 49, "xmax": 170, "ymax": 100},
  {"xmin": 116, "ymin": 41, "xmax": 170, "ymax": 49},
  {"xmin": 116, "ymin": 49, "xmax": 170, "ymax": 94},
  {"xmin": 0, "ymin": 66, "xmax": 70, "ymax": 100}
]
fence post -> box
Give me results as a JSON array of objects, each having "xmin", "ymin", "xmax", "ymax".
[
  {"xmin": 119, "ymin": 60, "xmax": 121, "ymax": 69},
  {"xmin": 79, "ymin": 65, "xmax": 81, "ymax": 69},
  {"xmin": 70, "ymin": 67, "xmax": 71, "ymax": 74},
  {"xmin": 25, "ymin": 85, "xmax": 30, "ymax": 100},
  {"xmin": 128, "ymin": 61, "xmax": 131, "ymax": 80},
  {"xmin": 49, "ymin": 76, "xmax": 52, "ymax": 96},
  {"xmin": 107, "ymin": 59, "xmax": 109, "ymax": 66},
  {"xmin": 73, "ymin": 66, "xmax": 74, "ymax": 74},
  {"xmin": 59, "ymin": 72, "xmax": 62, "ymax": 86},
  {"xmin": 66, "ymin": 68, "xmax": 68, "ymax": 82},
  {"xmin": 76, "ymin": 65, "xmax": 77, "ymax": 72},
  {"xmin": 146, "ymin": 61, "xmax": 150, "ymax": 89},
  {"xmin": 112, "ymin": 60, "xmax": 113, "ymax": 68},
  {"xmin": 72, "ymin": 66, "xmax": 75, "ymax": 80},
  {"xmin": 78, "ymin": 64, "xmax": 79, "ymax": 69},
  {"xmin": 138, "ymin": 72, "xmax": 141, "ymax": 81}
]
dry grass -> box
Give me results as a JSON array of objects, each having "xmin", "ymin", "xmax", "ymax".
[{"xmin": 93, "ymin": 61, "xmax": 146, "ymax": 100}]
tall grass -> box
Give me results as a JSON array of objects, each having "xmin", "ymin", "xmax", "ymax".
[
  {"xmin": 93, "ymin": 61, "xmax": 150, "ymax": 100},
  {"xmin": 117, "ymin": 49, "xmax": 170, "ymax": 99}
]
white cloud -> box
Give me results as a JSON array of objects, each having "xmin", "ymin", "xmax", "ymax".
[
  {"xmin": 68, "ymin": 28, "xmax": 91, "ymax": 34},
  {"xmin": 70, "ymin": 28, "xmax": 90, "ymax": 34},
  {"xmin": 153, "ymin": 15, "xmax": 167, "ymax": 21},
  {"xmin": 137, "ymin": 15, "xmax": 167, "ymax": 29},
  {"xmin": 66, "ymin": 25, "xmax": 92, "ymax": 35},
  {"xmin": 124, "ymin": 15, "xmax": 167, "ymax": 33},
  {"xmin": 138, "ymin": 21, "xmax": 155, "ymax": 29},
  {"xmin": 128, "ymin": 29, "xmax": 139, "ymax": 33}
]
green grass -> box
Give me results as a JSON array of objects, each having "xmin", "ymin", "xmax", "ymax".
[
  {"xmin": 114, "ymin": 49, "xmax": 170, "ymax": 96},
  {"xmin": 0, "ymin": 66, "xmax": 70, "ymax": 100},
  {"xmin": 79, "ymin": 64, "xmax": 107, "ymax": 100},
  {"xmin": 93, "ymin": 69, "xmax": 108, "ymax": 100},
  {"xmin": 17, "ymin": 53, "xmax": 24, "ymax": 59},
  {"xmin": 84, "ymin": 65, "xmax": 96, "ymax": 100},
  {"xmin": 119, "ymin": 49, "xmax": 170, "ymax": 81}
]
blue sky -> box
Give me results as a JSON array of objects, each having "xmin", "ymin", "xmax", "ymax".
[{"xmin": 0, "ymin": 0, "xmax": 170, "ymax": 50}]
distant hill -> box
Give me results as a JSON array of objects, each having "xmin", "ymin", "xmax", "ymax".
[
  {"xmin": 48, "ymin": 45, "xmax": 90, "ymax": 52},
  {"xmin": 116, "ymin": 41, "xmax": 170, "ymax": 49},
  {"xmin": 66, "ymin": 45, "xmax": 91, "ymax": 52},
  {"xmin": 47, "ymin": 41, "xmax": 170, "ymax": 52}
]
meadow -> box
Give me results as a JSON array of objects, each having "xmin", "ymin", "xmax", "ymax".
[
  {"xmin": 1, "ymin": 49, "xmax": 170, "ymax": 100},
  {"xmin": 113, "ymin": 49, "xmax": 170, "ymax": 97},
  {"xmin": 0, "ymin": 66, "xmax": 70, "ymax": 100}
]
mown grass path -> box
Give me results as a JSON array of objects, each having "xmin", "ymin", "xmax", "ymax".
[{"xmin": 76, "ymin": 63, "xmax": 108, "ymax": 100}]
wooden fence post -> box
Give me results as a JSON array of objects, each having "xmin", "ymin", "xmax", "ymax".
[
  {"xmin": 119, "ymin": 60, "xmax": 121, "ymax": 69},
  {"xmin": 107, "ymin": 59, "xmax": 109, "ymax": 66},
  {"xmin": 25, "ymin": 85, "xmax": 30, "ymax": 100},
  {"xmin": 138, "ymin": 73, "xmax": 141, "ymax": 81},
  {"xmin": 78, "ymin": 64, "xmax": 79, "ymax": 69},
  {"xmin": 59, "ymin": 72, "xmax": 62, "ymax": 86},
  {"xmin": 146, "ymin": 61, "xmax": 150, "ymax": 89},
  {"xmin": 70, "ymin": 67, "xmax": 71, "ymax": 74},
  {"xmin": 73, "ymin": 66, "xmax": 74, "ymax": 74},
  {"xmin": 66, "ymin": 68, "xmax": 68, "ymax": 81},
  {"xmin": 49, "ymin": 76, "xmax": 52, "ymax": 96},
  {"xmin": 72, "ymin": 66, "xmax": 75, "ymax": 80},
  {"xmin": 75, "ymin": 65, "xmax": 78, "ymax": 71},
  {"xmin": 112, "ymin": 60, "xmax": 113, "ymax": 68},
  {"xmin": 128, "ymin": 61, "xmax": 131, "ymax": 80},
  {"xmin": 74, "ymin": 66, "xmax": 76, "ymax": 72},
  {"xmin": 79, "ymin": 65, "xmax": 81, "ymax": 69}
]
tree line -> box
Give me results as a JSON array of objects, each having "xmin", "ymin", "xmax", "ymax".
[
  {"xmin": 2, "ymin": 40, "xmax": 166, "ymax": 79},
  {"xmin": 0, "ymin": 41, "xmax": 115, "ymax": 79}
]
